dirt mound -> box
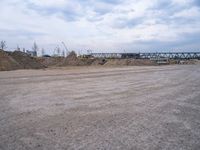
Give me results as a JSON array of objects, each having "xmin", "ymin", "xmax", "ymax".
[
  {"xmin": 193, "ymin": 59, "xmax": 200, "ymax": 64},
  {"xmin": 37, "ymin": 52, "xmax": 105, "ymax": 67},
  {"xmin": 10, "ymin": 51, "xmax": 45, "ymax": 69},
  {"xmin": 104, "ymin": 59, "xmax": 128, "ymax": 66},
  {"xmin": 37, "ymin": 57, "xmax": 65, "ymax": 67},
  {"xmin": 62, "ymin": 51, "xmax": 87, "ymax": 66},
  {"xmin": 0, "ymin": 50, "xmax": 45, "ymax": 71},
  {"xmin": 0, "ymin": 50, "xmax": 21, "ymax": 71},
  {"xmin": 62, "ymin": 51, "xmax": 82, "ymax": 66},
  {"xmin": 62, "ymin": 52, "xmax": 157, "ymax": 67},
  {"xmin": 91, "ymin": 59, "xmax": 107, "ymax": 65}
]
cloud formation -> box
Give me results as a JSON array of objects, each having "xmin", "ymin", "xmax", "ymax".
[{"xmin": 0, "ymin": 0, "xmax": 199, "ymax": 53}]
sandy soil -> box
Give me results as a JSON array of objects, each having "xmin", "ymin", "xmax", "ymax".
[{"xmin": 0, "ymin": 65, "xmax": 200, "ymax": 150}]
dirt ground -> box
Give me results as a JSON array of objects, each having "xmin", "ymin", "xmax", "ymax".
[{"xmin": 0, "ymin": 65, "xmax": 200, "ymax": 150}]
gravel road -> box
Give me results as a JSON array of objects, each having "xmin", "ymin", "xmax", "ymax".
[{"xmin": 0, "ymin": 65, "xmax": 200, "ymax": 150}]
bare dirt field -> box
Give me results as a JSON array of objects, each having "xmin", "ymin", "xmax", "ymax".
[{"xmin": 0, "ymin": 65, "xmax": 200, "ymax": 150}]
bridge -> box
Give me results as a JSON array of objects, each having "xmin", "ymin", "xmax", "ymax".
[{"xmin": 90, "ymin": 52, "xmax": 200, "ymax": 59}]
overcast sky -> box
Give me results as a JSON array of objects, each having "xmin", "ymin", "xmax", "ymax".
[{"xmin": 0, "ymin": 0, "xmax": 200, "ymax": 53}]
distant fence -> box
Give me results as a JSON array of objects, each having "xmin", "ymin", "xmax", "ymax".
[{"xmin": 90, "ymin": 52, "xmax": 200, "ymax": 59}]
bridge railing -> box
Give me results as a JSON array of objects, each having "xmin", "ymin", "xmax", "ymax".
[{"xmin": 90, "ymin": 52, "xmax": 200, "ymax": 59}]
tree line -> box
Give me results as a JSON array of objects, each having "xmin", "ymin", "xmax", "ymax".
[{"xmin": 0, "ymin": 40, "xmax": 67, "ymax": 57}]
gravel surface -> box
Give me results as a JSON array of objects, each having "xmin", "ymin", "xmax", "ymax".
[{"xmin": 0, "ymin": 65, "xmax": 200, "ymax": 150}]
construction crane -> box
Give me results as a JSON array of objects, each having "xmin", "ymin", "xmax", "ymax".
[{"xmin": 61, "ymin": 42, "xmax": 69, "ymax": 56}]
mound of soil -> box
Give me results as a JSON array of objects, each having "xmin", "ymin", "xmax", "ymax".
[
  {"xmin": 91, "ymin": 59, "xmax": 107, "ymax": 65},
  {"xmin": 10, "ymin": 51, "xmax": 45, "ymax": 69},
  {"xmin": 0, "ymin": 50, "xmax": 45, "ymax": 71},
  {"xmin": 62, "ymin": 51, "xmax": 82, "ymax": 66},
  {"xmin": 61, "ymin": 51, "xmax": 90, "ymax": 66},
  {"xmin": 37, "ymin": 57, "xmax": 65, "ymax": 67},
  {"xmin": 193, "ymin": 60, "xmax": 200, "ymax": 64},
  {"xmin": 103, "ymin": 59, "xmax": 128, "ymax": 66},
  {"xmin": 0, "ymin": 50, "xmax": 21, "ymax": 71},
  {"xmin": 52, "ymin": 51, "xmax": 157, "ymax": 67}
]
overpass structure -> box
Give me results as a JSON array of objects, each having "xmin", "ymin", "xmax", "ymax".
[{"xmin": 90, "ymin": 52, "xmax": 200, "ymax": 59}]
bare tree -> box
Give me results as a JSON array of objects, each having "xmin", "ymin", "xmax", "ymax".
[
  {"xmin": 41, "ymin": 48, "xmax": 45, "ymax": 56},
  {"xmin": 57, "ymin": 46, "xmax": 61, "ymax": 56},
  {"xmin": 0, "ymin": 40, "xmax": 7, "ymax": 50},
  {"xmin": 17, "ymin": 45, "xmax": 20, "ymax": 51},
  {"xmin": 32, "ymin": 42, "xmax": 39, "ymax": 52},
  {"xmin": 62, "ymin": 50, "xmax": 65, "ymax": 57},
  {"xmin": 54, "ymin": 46, "xmax": 61, "ymax": 56}
]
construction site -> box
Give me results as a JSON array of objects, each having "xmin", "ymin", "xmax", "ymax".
[
  {"xmin": 0, "ymin": 47, "xmax": 200, "ymax": 149},
  {"xmin": 1, "ymin": 0, "xmax": 200, "ymax": 148},
  {"xmin": 1, "ymin": 48, "xmax": 200, "ymax": 71}
]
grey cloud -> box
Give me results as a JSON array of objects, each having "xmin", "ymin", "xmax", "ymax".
[
  {"xmin": 117, "ymin": 32, "xmax": 200, "ymax": 52},
  {"xmin": 24, "ymin": 0, "xmax": 119, "ymax": 22},
  {"xmin": 25, "ymin": 0, "xmax": 84, "ymax": 21},
  {"xmin": 0, "ymin": 0, "xmax": 200, "ymax": 52},
  {"xmin": 112, "ymin": 17, "xmax": 144, "ymax": 29},
  {"xmin": 149, "ymin": 0, "xmax": 193, "ymax": 17}
]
